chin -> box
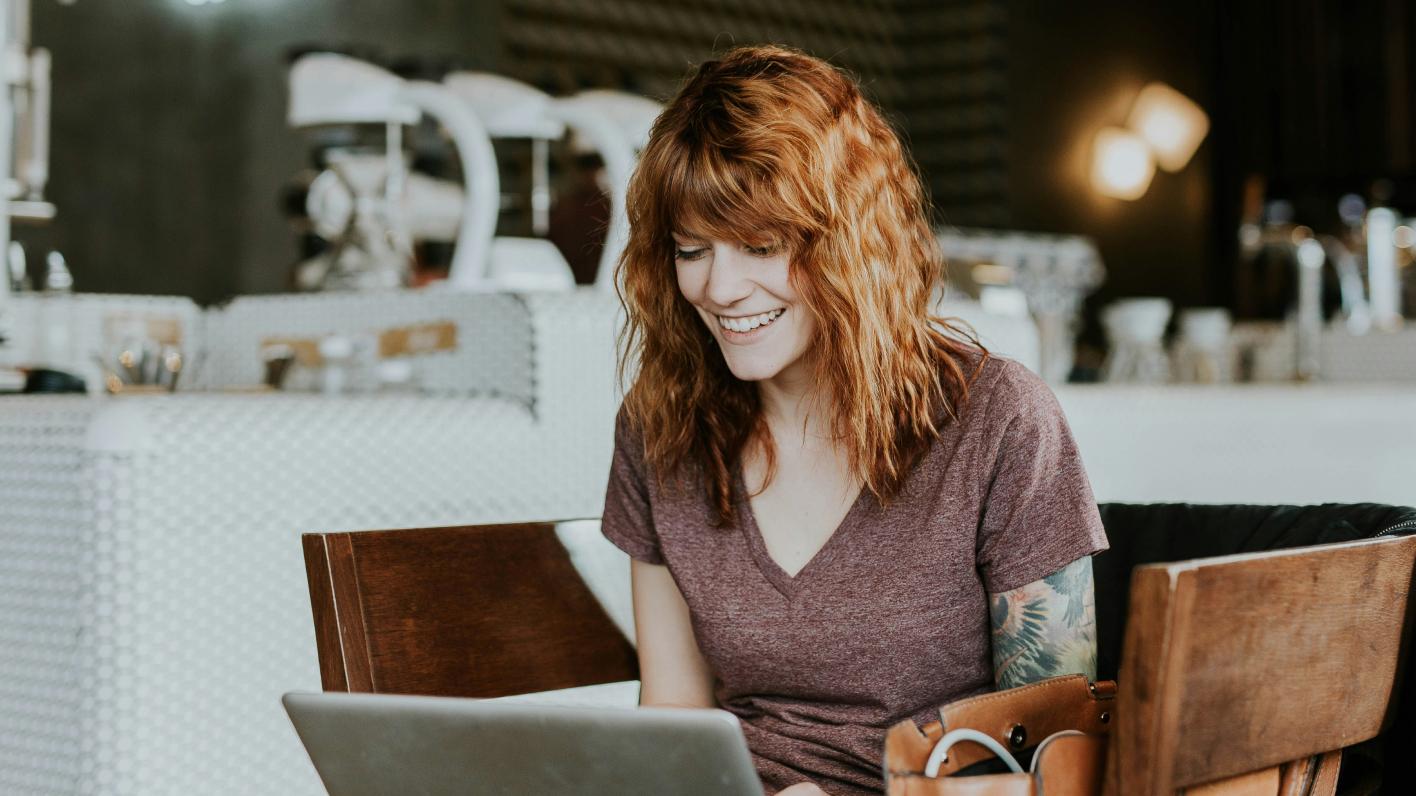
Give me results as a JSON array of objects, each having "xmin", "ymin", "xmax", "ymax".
[{"xmin": 720, "ymin": 354, "xmax": 785, "ymax": 383}]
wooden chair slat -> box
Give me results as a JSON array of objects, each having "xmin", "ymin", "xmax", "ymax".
[{"xmin": 301, "ymin": 521, "xmax": 638, "ymax": 699}]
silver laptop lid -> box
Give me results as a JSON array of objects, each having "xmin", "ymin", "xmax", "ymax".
[{"xmin": 283, "ymin": 691, "xmax": 763, "ymax": 796}]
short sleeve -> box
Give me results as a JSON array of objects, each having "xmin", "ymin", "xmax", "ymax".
[
  {"xmin": 975, "ymin": 362, "xmax": 1109, "ymax": 594},
  {"xmin": 600, "ymin": 407, "xmax": 666, "ymax": 565}
]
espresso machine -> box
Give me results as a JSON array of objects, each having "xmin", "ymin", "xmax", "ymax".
[
  {"xmin": 0, "ymin": 0, "xmax": 59, "ymax": 349},
  {"xmin": 286, "ymin": 52, "xmax": 495, "ymax": 291},
  {"xmin": 287, "ymin": 52, "xmax": 662, "ymax": 293}
]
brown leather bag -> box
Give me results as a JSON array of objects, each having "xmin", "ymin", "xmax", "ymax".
[
  {"xmin": 882, "ymin": 674, "xmax": 1342, "ymax": 796},
  {"xmin": 883, "ymin": 674, "xmax": 1114, "ymax": 796}
]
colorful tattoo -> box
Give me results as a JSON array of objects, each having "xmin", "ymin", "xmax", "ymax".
[{"xmin": 988, "ymin": 556, "xmax": 1097, "ymax": 690}]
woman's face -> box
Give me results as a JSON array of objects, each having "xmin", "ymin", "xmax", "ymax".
[{"xmin": 673, "ymin": 233, "xmax": 816, "ymax": 387}]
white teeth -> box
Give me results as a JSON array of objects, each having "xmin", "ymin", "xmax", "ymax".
[{"xmin": 717, "ymin": 308, "xmax": 783, "ymax": 333}]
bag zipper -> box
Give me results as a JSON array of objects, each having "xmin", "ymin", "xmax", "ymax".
[{"xmin": 1374, "ymin": 519, "xmax": 1416, "ymax": 538}]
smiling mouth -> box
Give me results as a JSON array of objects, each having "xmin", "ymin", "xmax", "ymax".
[{"xmin": 716, "ymin": 308, "xmax": 785, "ymax": 333}]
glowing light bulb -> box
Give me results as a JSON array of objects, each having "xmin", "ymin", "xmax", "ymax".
[
  {"xmin": 1127, "ymin": 82, "xmax": 1209, "ymax": 172},
  {"xmin": 1091, "ymin": 127, "xmax": 1155, "ymax": 200}
]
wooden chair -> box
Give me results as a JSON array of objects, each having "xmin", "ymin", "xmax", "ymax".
[
  {"xmin": 300, "ymin": 521, "xmax": 638, "ymax": 698},
  {"xmin": 1106, "ymin": 533, "xmax": 1416, "ymax": 795},
  {"xmin": 299, "ymin": 518, "xmax": 1416, "ymax": 792}
]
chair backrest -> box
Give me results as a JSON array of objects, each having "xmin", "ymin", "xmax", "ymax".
[
  {"xmin": 301, "ymin": 522, "xmax": 638, "ymax": 698},
  {"xmin": 1094, "ymin": 502, "xmax": 1416, "ymax": 682},
  {"xmin": 1106, "ymin": 533, "xmax": 1416, "ymax": 795}
]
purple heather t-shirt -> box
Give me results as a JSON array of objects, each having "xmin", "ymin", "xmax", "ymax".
[{"xmin": 601, "ymin": 354, "xmax": 1108, "ymax": 795}]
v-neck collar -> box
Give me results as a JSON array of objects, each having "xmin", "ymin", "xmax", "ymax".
[{"xmin": 734, "ymin": 465, "xmax": 871, "ymax": 600}]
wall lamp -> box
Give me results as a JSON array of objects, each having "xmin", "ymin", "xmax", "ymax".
[{"xmin": 1091, "ymin": 82, "xmax": 1209, "ymax": 200}]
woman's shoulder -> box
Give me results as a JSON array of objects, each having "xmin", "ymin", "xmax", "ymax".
[
  {"xmin": 611, "ymin": 402, "xmax": 697, "ymax": 485},
  {"xmin": 612, "ymin": 403, "xmax": 649, "ymax": 462},
  {"xmin": 946, "ymin": 348, "xmax": 1061, "ymax": 431}
]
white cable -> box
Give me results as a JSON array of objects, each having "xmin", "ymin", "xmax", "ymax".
[{"xmin": 923, "ymin": 728, "xmax": 1024, "ymax": 778}]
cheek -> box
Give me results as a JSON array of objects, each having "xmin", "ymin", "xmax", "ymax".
[
  {"xmin": 792, "ymin": 310, "xmax": 817, "ymax": 349},
  {"xmin": 773, "ymin": 259, "xmax": 801, "ymax": 302},
  {"xmin": 674, "ymin": 267, "xmax": 717, "ymax": 330},
  {"xmin": 675, "ymin": 264, "xmax": 705, "ymax": 303}
]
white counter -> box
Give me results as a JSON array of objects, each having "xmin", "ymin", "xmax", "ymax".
[
  {"xmin": 0, "ymin": 292, "xmax": 621, "ymax": 796},
  {"xmin": 1058, "ymin": 383, "xmax": 1416, "ymax": 506}
]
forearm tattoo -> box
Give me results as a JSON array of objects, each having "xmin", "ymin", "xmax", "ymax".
[{"xmin": 988, "ymin": 556, "xmax": 1098, "ymax": 691}]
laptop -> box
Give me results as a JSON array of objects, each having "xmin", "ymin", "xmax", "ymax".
[{"xmin": 282, "ymin": 691, "xmax": 764, "ymax": 795}]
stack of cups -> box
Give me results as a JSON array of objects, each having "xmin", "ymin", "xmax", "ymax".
[
  {"xmin": 1101, "ymin": 298, "xmax": 1173, "ymax": 384},
  {"xmin": 1173, "ymin": 308, "xmax": 1233, "ymax": 384}
]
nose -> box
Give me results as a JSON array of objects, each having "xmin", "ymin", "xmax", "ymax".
[{"xmin": 703, "ymin": 245, "xmax": 754, "ymax": 308}]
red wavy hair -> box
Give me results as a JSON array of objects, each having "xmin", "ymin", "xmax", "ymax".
[{"xmin": 616, "ymin": 44, "xmax": 988, "ymax": 526}]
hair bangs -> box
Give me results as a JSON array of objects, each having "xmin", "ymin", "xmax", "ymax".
[{"xmin": 660, "ymin": 138, "xmax": 802, "ymax": 249}]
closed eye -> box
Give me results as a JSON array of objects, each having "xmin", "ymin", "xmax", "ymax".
[
  {"xmin": 674, "ymin": 247, "xmax": 708, "ymax": 262},
  {"xmin": 744, "ymin": 243, "xmax": 780, "ymax": 257}
]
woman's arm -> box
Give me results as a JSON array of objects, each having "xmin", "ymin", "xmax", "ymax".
[
  {"xmin": 987, "ymin": 555, "xmax": 1098, "ymax": 691},
  {"xmin": 631, "ymin": 558, "xmax": 718, "ymax": 708}
]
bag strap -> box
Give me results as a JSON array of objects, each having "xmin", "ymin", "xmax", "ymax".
[{"xmin": 1028, "ymin": 730, "xmax": 1085, "ymax": 775}]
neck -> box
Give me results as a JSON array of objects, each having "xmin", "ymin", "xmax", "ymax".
[{"xmin": 756, "ymin": 360, "xmax": 829, "ymax": 446}]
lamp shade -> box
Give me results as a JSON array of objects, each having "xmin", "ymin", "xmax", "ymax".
[
  {"xmin": 1091, "ymin": 126, "xmax": 1155, "ymax": 200},
  {"xmin": 1127, "ymin": 82, "xmax": 1209, "ymax": 172}
]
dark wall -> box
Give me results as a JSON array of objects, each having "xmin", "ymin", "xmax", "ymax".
[
  {"xmin": 24, "ymin": 1, "xmax": 1412, "ymax": 323},
  {"xmin": 25, "ymin": 0, "xmax": 500, "ymax": 303},
  {"xmin": 1005, "ymin": 0, "xmax": 1217, "ymax": 326},
  {"xmin": 1212, "ymin": 0, "xmax": 1416, "ymax": 317},
  {"xmin": 895, "ymin": 2, "xmax": 1011, "ymax": 228},
  {"xmin": 26, "ymin": 0, "xmax": 1180, "ymax": 311},
  {"xmin": 1001, "ymin": 0, "xmax": 1416, "ymax": 330},
  {"xmin": 25, "ymin": 0, "xmax": 916, "ymax": 305}
]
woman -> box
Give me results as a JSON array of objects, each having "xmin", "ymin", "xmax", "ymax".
[{"xmin": 601, "ymin": 45, "xmax": 1108, "ymax": 796}]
